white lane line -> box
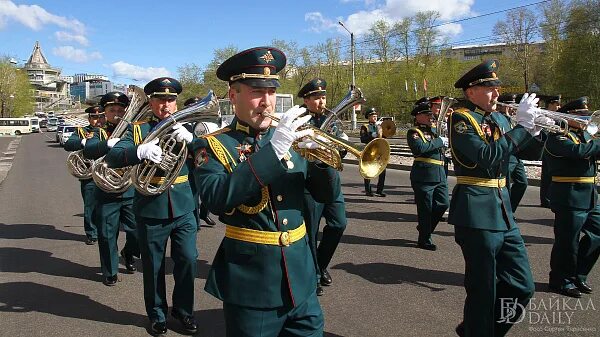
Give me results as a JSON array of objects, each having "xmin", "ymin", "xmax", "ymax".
[{"xmin": 0, "ymin": 136, "xmax": 22, "ymax": 185}]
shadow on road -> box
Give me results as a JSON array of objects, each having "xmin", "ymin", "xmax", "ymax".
[
  {"xmin": 0, "ymin": 282, "xmax": 147, "ymax": 328},
  {"xmin": 333, "ymin": 262, "xmax": 462, "ymax": 291},
  {"xmin": 0, "ymin": 223, "xmax": 86, "ymax": 242},
  {"xmin": 346, "ymin": 211, "xmax": 417, "ymax": 223},
  {"xmin": 0, "ymin": 247, "xmax": 104, "ymax": 282},
  {"xmin": 340, "ymin": 233, "xmax": 417, "ymax": 248}
]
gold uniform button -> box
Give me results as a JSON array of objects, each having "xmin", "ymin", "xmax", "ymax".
[
  {"xmin": 277, "ymin": 195, "xmax": 283, "ymax": 202},
  {"xmin": 282, "ymin": 218, "xmax": 288, "ymax": 225}
]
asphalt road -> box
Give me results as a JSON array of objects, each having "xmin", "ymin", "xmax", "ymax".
[{"xmin": 0, "ymin": 132, "xmax": 599, "ymax": 337}]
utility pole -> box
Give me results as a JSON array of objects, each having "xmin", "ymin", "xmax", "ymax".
[{"xmin": 339, "ymin": 21, "xmax": 357, "ymax": 130}]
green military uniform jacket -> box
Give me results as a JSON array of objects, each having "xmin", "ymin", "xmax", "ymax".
[
  {"xmin": 544, "ymin": 129, "xmax": 600, "ymax": 210},
  {"xmin": 448, "ymin": 102, "xmax": 541, "ymax": 230},
  {"xmin": 105, "ymin": 119, "xmax": 196, "ymax": 219},
  {"xmin": 64, "ymin": 125, "xmax": 96, "ymax": 152},
  {"xmin": 407, "ymin": 125, "xmax": 446, "ymax": 183},
  {"xmin": 193, "ymin": 118, "xmax": 340, "ymax": 309},
  {"xmin": 83, "ymin": 122, "xmax": 134, "ymax": 199},
  {"xmin": 360, "ymin": 122, "xmax": 378, "ymax": 144}
]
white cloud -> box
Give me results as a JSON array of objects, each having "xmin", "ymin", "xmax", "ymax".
[
  {"xmin": 308, "ymin": 0, "xmax": 475, "ymax": 36},
  {"xmin": 0, "ymin": 1, "xmax": 86, "ymax": 34},
  {"xmin": 53, "ymin": 46, "xmax": 101, "ymax": 63},
  {"xmin": 55, "ymin": 31, "xmax": 89, "ymax": 46},
  {"xmin": 110, "ymin": 61, "xmax": 171, "ymax": 82}
]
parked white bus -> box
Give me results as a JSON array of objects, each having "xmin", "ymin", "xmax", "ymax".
[
  {"xmin": 28, "ymin": 117, "xmax": 40, "ymax": 132},
  {"xmin": 0, "ymin": 118, "xmax": 33, "ymax": 135}
]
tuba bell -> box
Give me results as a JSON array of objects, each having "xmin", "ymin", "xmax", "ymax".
[
  {"xmin": 91, "ymin": 86, "xmax": 152, "ymax": 193},
  {"xmin": 131, "ymin": 91, "xmax": 220, "ymax": 196},
  {"xmin": 66, "ymin": 145, "xmax": 94, "ymax": 179}
]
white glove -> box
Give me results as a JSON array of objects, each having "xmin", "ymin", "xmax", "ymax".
[
  {"xmin": 271, "ymin": 106, "xmax": 314, "ymax": 160},
  {"xmin": 371, "ymin": 132, "xmax": 377, "ymax": 137},
  {"xmin": 171, "ymin": 123, "xmax": 193, "ymax": 143},
  {"xmin": 80, "ymin": 139, "xmax": 87, "ymax": 147},
  {"xmin": 340, "ymin": 132, "xmax": 349, "ymax": 141},
  {"xmin": 439, "ymin": 136, "xmax": 449, "ymax": 147},
  {"xmin": 516, "ymin": 93, "xmax": 540, "ymax": 130},
  {"xmin": 107, "ymin": 138, "xmax": 120, "ymax": 148},
  {"xmin": 136, "ymin": 138, "xmax": 163, "ymax": 163}
]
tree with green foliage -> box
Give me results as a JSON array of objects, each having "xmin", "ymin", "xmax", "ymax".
[{"xmin": 0, "ymin": 58, "xmax": 34, "ymax": 117}]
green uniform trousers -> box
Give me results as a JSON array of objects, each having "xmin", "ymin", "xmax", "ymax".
[
  {"xmin": 363, "ymin": 168, "xmax": 386, "ymax": 194},
  {"xmin": 223, "ymin": 291, "xmax": 323, "ymax": 337},
  {"xmin": 96, "ymin": 197, "xmax": 139, "ymax": 277},
  {"xmin": 539, "ymin": 154, "xmax": 551, "ymax": 208},
  {"xmin": 550, "ymin": 204, "xmax": 600, "ymax": 286},
  {"xmin": 79, "ymin": 179, "xmax": 97, "ymax": 240},
  {"xmin": 137, "ymin": 212, "xmax": 198, "ymax": 323},
  {"xmin": 411, "ymin": 181, "xmax": 449, "ymax": 244},
  {"xmin": 508, "ymin": 160, "xmax": 528, "ymax": 212},
  {"xmin": 454, "ymin": 226, "xmax": 534, "ymax": 337}
]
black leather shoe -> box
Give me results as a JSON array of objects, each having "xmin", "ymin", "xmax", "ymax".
[
  {"xmin": 85, "ymin": 237, "xmax": 97, "ymax": 245},
  {"xmin": 120, "ymin": 249, "xmax": 136, "ymax": 273},
  {"xmin": 574, "ymin": 279, "xmax": 593, "ymax": 294},
  {"xmin": 320, "ymin": 269, "xmax": 333, "ymax": 286},
  {"xmin": 171, "ymin": 311, "xmax": 198, "ymax": 334},
  {"xmin": 455, "ymin": 322, "xmax": 465, "ymax": 336},
  {"xmin": 103, "ymin": 275, "xmax": 118, "ymax": 286},
  {"xmin": 150, "ymin": 320, "xmax": 167, "ymax": 336},
  {"xmin": 374, "ymin": 192, "xmax": 386, "ymax": 197},
  {"xmin": 203, "ymin": 215, "xmax": 216, "ymax": 227},
  {"xmin": 365, "ymin": 191, "xmax": 374, "ymax": 197},
  {"xmin": 549, "ymin": 284, "xmax": 582, "ymax": 298},
  {"xmin": 417, "ymin": 242, "xmax": 437, "ymax": 251},
  {"xmin": 316, "ymin": 285, "xmax": 324, "ymax": 296}
]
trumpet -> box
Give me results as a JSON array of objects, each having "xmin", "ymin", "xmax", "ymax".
[
  {"xmin": 262, "ymin": 112, "xmax": 390, "ymax": 179},
  {"xmin": 495, "ymin": 101, "xmax": 600, "ymax": 135}
]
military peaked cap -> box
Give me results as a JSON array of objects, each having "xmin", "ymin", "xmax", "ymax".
[
  {"xmin": 364, "ymin": 107, "xmax": 377, "ymax": 119},
  {"xmin": 411, "ymin": 102, "xmax": 432, "ymax": 116},
  {"xmin": 558, "ymin": 97, "xmax": 589, "ymax": 115},
  {"xmin": 144, "ymin": 77, "xmax": 182, "ymax": 98},
  {"xmin": 415, "ymin": 96, "xmax": 430, "ymax": 106},
  {"xmin": 454, "ymin": 59, "xmax": 501, "ymax": 90},
  {"xmin": 429, "ymin": 96, "xmax": 443, "ymax": 105},
  {"xmin": 100, "ymin": 91, "xmax": 129, "ymax": 108},
  {"xmin": 184, "ymin": 96, "xmax": 201, "ymax": 107},
  {"xmin": 85, "ymin": 105, "xmax": 104, "ymax": 116},
  {"xmin": 543, "ymin": 94, "xmax": 561, "ymax": 104},
  {"xmin": 498, "ymin": 94, "xmax": 517, "ymax": 104},
  {"xmin": 217, "ymin": 46, "xmax": 286, "ymax": 88},
  {"xmin": 298, "ymin": 78, "xmax": 327, "ymax": 98}
]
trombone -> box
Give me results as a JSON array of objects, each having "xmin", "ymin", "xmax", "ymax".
[
  {"xmin": 495, "ymin": 102, "xmax": 600, "ymax": 135},
  {"xmin": 263, "ymin": 112, "xmax": 390, "ymax": 179}
]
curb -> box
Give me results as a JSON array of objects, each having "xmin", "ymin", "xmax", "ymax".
[
  {"xmin": 341, "ymin": 158, "xmax": 543, "ymax": 187},
  {"xmin": 0, "ymin": 136, "xmax": 21, "ymax": 186}
]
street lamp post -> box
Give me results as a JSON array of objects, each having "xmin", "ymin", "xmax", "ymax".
[{"xmin": 339, "ymin": 21, "xmax": 357, "ymax": 130}]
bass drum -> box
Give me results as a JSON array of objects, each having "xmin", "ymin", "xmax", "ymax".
[{"xmin": 193, "ymin": 121, "xmax": 220, "ymax": 137}]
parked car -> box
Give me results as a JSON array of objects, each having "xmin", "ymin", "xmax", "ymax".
[{"xmin": 58, "ymin": 125, "xmax": 76, "ymax": 146}]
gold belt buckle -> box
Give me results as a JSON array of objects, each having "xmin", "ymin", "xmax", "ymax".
[{"xmin": 279, "ymin": 231, "xmax": 291, "ymax": 247}]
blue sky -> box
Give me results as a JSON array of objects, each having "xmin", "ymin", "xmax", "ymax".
[{"xmin": 0, "ymin": 0, "xmax": 549, "ymax": 85}]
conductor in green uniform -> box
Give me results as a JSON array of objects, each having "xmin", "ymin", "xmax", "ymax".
[
  {"xmin": 193, "ymin": 46, "xmax": 341, "ymax": 337},
  {"xmin": 545, "ymin": 97, "xmax": 600, "ymax": 298},
  {"xmin": 449, "ymin": 59, "xmax": 542, "ymax": 337},
  {"xmin": 83, "ymin": 92, "xmax": 140, "ymax": 286},
  {"xmin": 64, "ymin": 106, "xmax": 105, "ymax": 245},
  {"xmin": 106, "ymin": 78, "xmax": 199, "ymax": 335},
  {"xmin": 407, "ymin": 102, "xmax": 449, "ymax": 251},
  {"xmin": 298, "ymin": 78, "xmax": 347, "ymax": 296}
]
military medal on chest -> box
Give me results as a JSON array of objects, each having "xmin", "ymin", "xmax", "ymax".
[
  {"xmin": 236, "ymin": 144, "xmax": 253, "ymax": 162},
  {"xmin": 481, "ymin": 122, "xmax": 492, "ymax": 137}
]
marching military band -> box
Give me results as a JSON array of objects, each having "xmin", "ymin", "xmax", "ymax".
[{"xmin": 61, "ymin": 49, "xmax": 600, "ymax": 337}]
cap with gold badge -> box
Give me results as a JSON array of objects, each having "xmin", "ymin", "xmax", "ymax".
[
  {"xmin": 454, "ymin": 59, "xmax": 502, "ymax": 90},
  {"xmin": 183, "ymin": 96, "xmax": 201, "ymax": 107},
  {"xmin": 297, "ymin": 78, "xmax": 327, "ymax": 98},
  {"xmin": 559, "ymin": 97, "xmax": 589, "ymax": 115},
  {"xmin": 85, "ymin": 105, "xmax": 104, "ymax": 117},
  {"xmin": 100, "ymin": 91, "xmax": 129, "ymax": 108},
  {"xmin": 216, "ymin": 46, "xmax": 286, "ymax": 88},
  {"xmin": 144, "ymin": 77, "xmax": 182, "ymax": 99}
]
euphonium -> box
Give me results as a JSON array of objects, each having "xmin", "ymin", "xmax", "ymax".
[
  {"xmin": 91, "ymin": 86, "xmax": 152, "ymax": 193},
  {"xmin": 320, "ymin": 87, "xmax": 365, "ymax": 133},
  {"xmin": 131, "ymin": 91, "xmax": 220, "ymax": 196},
  {"xmin": 66, "ymin": 146, "xmax": 94, "ymax": 179}
]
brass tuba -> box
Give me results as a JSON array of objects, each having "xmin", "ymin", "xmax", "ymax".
[
  {"xmin": 91, "ymin": 86, "xmax": 152, "ymax": 193},
  {"xmin": 66, "ymin": 144, "xmax": 94, "ymax": 179},
  {"xmin": 131, "ymin": 91, "xmax": 220, "ymax": 196}
]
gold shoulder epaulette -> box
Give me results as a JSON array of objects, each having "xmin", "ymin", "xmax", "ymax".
[
  {"xmin": 132, "ymin": 121, "xmax": 146, "ymax": 125},
  {"xmin": 454, "ymin": 107, "xmax": 469, "ymax": 114},
  {"xmin": 201, "ymin": 127, "xmax": 230, "ymax": 139}
]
